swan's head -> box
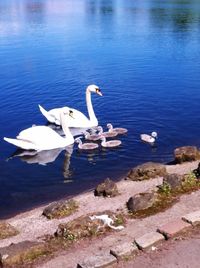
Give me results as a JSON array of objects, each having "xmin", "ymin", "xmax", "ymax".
[
  {"xmin": 75, "ymin": 137, "xmax": 82, "ymax": 144},
  {"xmin": 87, "ymin": 85, "xmax": 103, "ymax": 96},
  {"xmin": 84, "ymin": 131, "xmax": 90, "ymax": 138},
  {"xmin": 151, "ymin": 132, "xmax": 158, "ymax": 138},
  {"xmin": 107, "ymin": 123, "xmax": 113, "ymax": 130},
  {"xmin": 97, "ymin": 126, "xmax": 103, "ymax": 134}
]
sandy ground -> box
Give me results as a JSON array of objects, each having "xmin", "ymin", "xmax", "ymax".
[{"xmin": 0, "ymin": 160, "xmax": 199, "ymax": 267}]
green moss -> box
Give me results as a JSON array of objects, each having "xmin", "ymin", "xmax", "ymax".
[{"xmin": 113, "ymin": 213, "xmax": 126, "ymax": 226}]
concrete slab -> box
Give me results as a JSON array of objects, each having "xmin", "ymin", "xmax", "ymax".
[
  {"xmin": 77, "ymin": 252, "xmax": 117, "ymax": 268},
  {"xmin": 157, "ymin": 219, "xmax": 191, "ymax": 239},
  {"xmin": 110, "ymin": 241, "xmax": 138, "ymax": 259},
  {"xmin": 182, "ymin": 210, "xmax": 200, "ymax": 225},
  {"xmin": 134, "ymin": 231, "xmax": 164, "ymax": 250}
]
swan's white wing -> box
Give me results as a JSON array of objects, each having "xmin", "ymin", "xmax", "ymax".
[
  {"xmin": 4, "ymin": 137, "xmax": 37, "ymax": 150},
  {"xmin": 18, "ymin": 126, "xmax": 58, "ymax": 141},
  {"xmin": 17, "ymin": 126, "xmax": 64, "ymax": 148},
  {"xmin": 43, "ymin": 106, "xmax": 95, "ymax": 128}
]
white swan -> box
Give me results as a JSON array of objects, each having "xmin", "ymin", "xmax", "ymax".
[
  {"xmin": 4, "ymin": 109, "xmax": 75, "ymax": 151},
  {"xmin": 75, "ymin": 137, "xmax": 99, "ymax": 150},
  {"xmin": 39, "ymin": 84, "xmax": 102, "ymax": 128},
  {"xmin": 107, "ymin": 123, "xmax": 128, "ymax": 135},
  {"xmin": 140, "ymin": 131, "xmax": 158, "ymax": 144},
  {"xmin": 100, "ymin": 137, "xmax": 121, "ymax": 148}
]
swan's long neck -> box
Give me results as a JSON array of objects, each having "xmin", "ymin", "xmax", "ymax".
[
  {"xmin": 86, "ymin": 88, "xmax": 98, "ymax": 125},
  {"xmin": 101, "ymin": 136, "xmax": 106, "ymax": 146},
  {"xmin": 60, "ymin": 113, "xmax": 74, "ymax": 144},
  {"xmin": 97, "ymin": 126, "xmax": 103, "ymax": 135}
]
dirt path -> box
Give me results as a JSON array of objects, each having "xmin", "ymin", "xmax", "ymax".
[{"xmin": 112, "ymin": 227, "xmax": 200, "ymax": 268}]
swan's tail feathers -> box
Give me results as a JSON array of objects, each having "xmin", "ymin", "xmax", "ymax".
[
  {"xmin": 38, "ymin": 104, "xmax": 60, "ymax": 124},
  {"xmin": 38, "ymin": 104, "xmax": 49, "ymax": 120},
  {"xmin": 38, "ymin": 104, "xmax": 53, "ymax": 123},
  {"xmin": 4, "ymin": 137, "xmax": 36, "ymax": 150}
]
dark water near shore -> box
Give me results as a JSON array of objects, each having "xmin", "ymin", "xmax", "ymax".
[{"xmin": 0, "ymin": 0, "xmax": 200, "ymax": 218}]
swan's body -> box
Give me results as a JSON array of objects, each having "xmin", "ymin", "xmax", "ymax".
[
  {"xmin": 98, "ymin": 126, "xmax": 118, "ymax": 138},
  {"xmin": 75, "ymin": 137, "xmax": 98, "ymax": 150},
  {"xmin": 4, "ymin": 109, "xmax": 74, "ymax": 151},
  {"xmin": 101, "ymin": 137, "xmax": 121, "ymax": 148},
  {"xmin": 107, "ymin": 123, "xmax": 128, "ymax": 135},
  {"xmin": 140, "ymin": 131, "xmax": 157, "ymax": 144},
  {"xmin": 39, "ymin": 84, "xmax": 102, "ymax": 128}
]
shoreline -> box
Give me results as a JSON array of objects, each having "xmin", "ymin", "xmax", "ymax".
[
  {"xmin": 0, "ymin": 159, "xmax": 199, "ymax": 267},
  {"xmin": 0, "ymin": 169, "xmax": 128, "ymax": 221}
]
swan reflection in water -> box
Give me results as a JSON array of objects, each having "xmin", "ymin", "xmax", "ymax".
[{"xmin": 7, "ymin": 145, "xmax": 74, "ymax": 181}]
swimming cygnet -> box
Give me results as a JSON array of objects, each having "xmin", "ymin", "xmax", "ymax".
[
  {"xmin": 140, "ymin": 131, "xmax": 157, "ymax": 144},
  {"xmin": 100, "ymin": 136, "xmax": 121, "ymax": 148},
  {"xmin": 107, "ymin": 123, "xmax": 128, "ymax": 135},
  {"xmin": 75, "ymin": 137, "xmax": 98, "ymax": 150}
]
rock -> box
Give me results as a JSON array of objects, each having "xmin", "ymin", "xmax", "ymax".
[
  {"xmin": 127, "ymin": 190, "xmax": 158, "ymax": 212},
  {"xmin": 94, "ymin": 178, "xmax": 119, "ymax": 197},
  {"xmin": 127, "ymin": 162, "xmax": 167, "ymax": 181},
  {"xmin": 42, "ymin": 199, "xmax": 79, "ymax": 219},
  {"xmin": 0, "ymin": 241, "xmax": 49, "ymax": 267},
  {"xmin": 163, "ymin": 173, "xmax": 184, "ymax": 189},
  {"xmin": 174, "ymin": 146, "xmax": 200, "ymax": 163},
  {"xmin": 55, "ymin": 211, "xmax": 124, "ymax": 240},
  {"xmin": 0, "ymin": 222, "xmax": 18, "ymax": 240},
  {"xmin": 55, "ymin": 214, "xmax": 108, "ymax": 240}
]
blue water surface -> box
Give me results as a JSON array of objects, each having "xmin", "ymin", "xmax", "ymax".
[{"xmin": 0, "ymin": 0, "xmax": 200, "ymax": 218}]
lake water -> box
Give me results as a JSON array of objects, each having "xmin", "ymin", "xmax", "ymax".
[{"xmin": 1, "ymin": 0, "xmax": 200, "ymax": 219}]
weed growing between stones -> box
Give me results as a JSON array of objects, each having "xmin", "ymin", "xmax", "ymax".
[{"xmin": 158, "ymin": 182, "xmax": 172, "ymax": 195}]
